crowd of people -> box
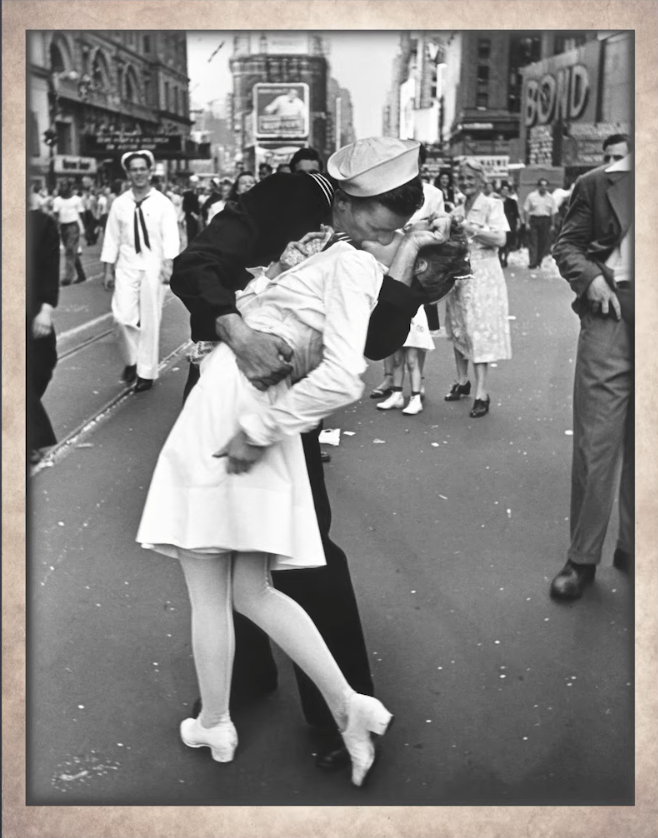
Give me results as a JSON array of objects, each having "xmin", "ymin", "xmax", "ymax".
[{"xmin": 28, "ymin": 132, "xmax": 633, "ymax": 789}]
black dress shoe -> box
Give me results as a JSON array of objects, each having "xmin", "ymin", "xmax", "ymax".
[
  {"xmin": 444, "ymin": 380, "xmax": 471, "ymax": 401},
  {"xmin": 550, "ymin": 560, "xmax": 596, "ymax": 600},
  {"xmin": 320, "ymin": 450, "xmax": 331, "ymax": 463},
  {"xmin": 134, "ymin": 377, "xmax": 153, "ymax": 392},
  {"xmin": 613, "ymin": 548, "xmax": 632, "ymax": 574},
  {"xmin": 469, "ymin": 395, "xmax": 490, "ymax": 418},
  {"xmin": 121, "ymin": 364, "xmax": 137, "ymax": 384},
  {"xmin": 315, "ymin": 743, "xmax": 351, "ymax": 771}
]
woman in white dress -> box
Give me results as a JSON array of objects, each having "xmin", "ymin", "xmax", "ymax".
[
  {"xmin": 137, "ymin": 230, "xmax": 397, "ymax": 786},
  {"xmin": 443, "ymin": 158, "xmax": 512, "ymax": 418}
]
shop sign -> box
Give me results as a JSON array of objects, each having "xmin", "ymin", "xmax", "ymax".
[
  {"xmin": 254, "ymin": 83, "xmax": 309, "ymax": 139},
  {"xmin": 458, "ymin": 122, "xmax": 494, "ymax": 131},
  {"xmin": 53, "ymin": 155, "xmax": 98, "ymax": 174},
  {"xmin": 524, "ymin": 65, "xmax": 590, "ymax": 127},
  {"xmin": 522, "ymin": 39, "xmax": 601, "ymax": 129},
  {"xmin": 83, "ymin": 133, "xmax": 184, "ymax": 155}
]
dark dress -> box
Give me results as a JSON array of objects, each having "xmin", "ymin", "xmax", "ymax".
[
  {"xmin": 27, "ymin": 210, "xmax": 60, "ymax": 456},
  {"xmin": 171, "ymin": 172, "xmax": 425, "ymax": 729}
]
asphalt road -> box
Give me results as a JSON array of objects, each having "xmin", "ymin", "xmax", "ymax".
[{"xmin": 28, "ymin": 248, "xmax": 633, "ymax": 806}]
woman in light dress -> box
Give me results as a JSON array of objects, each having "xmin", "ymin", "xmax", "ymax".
[
  {"xmin": 443, "ymin": 158, "xmax": 512, "ymax": 418},
  {"xmin": 137, "ymin": 229, "xmax": 398, "ymax": 787}
]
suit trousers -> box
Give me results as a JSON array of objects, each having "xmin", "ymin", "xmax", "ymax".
[
  {"xmin": 183, "ymin": 362, "xmax": 375, "ymax": 730},
  {"xmin": 568, "ymin": 311, "xmax": 634, "ymax": 564},
  {"xmin": 28, "ymin": 328, "xmax": 58, "ymax": 453},
  {"xmin": 528, "ymin": 216, "xmax": 553, "ymax": 266},
  {"xmin": 112, "ymin": 267, "xmax": 166, "ymax": 380}
]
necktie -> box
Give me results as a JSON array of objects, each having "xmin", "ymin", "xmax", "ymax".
[{"xmin": 133, "ymin": 196, "xmax": 151, "ymax": 254}]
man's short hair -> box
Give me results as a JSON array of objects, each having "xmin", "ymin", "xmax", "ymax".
[
  {"xmin": 603, "ymin": 133, "xmax": 631, "ymax": 151},
  {"xmin": 537, "ymin": 178, "xmax": 549, "ymax": 187},
  {"xmin": 124, "ymin": 152, "xmax": 153, "ymax": 170},
  {"xmin": 341, "ymin": 176, "xmax": 424, "ymax": 217},
  {"xmin": 259, "ymin": 163, "xmax": 273, "ymax": 175},
  {"xmin": 289, "ymin": 147, "xmax": 323, "ymax": 172}
]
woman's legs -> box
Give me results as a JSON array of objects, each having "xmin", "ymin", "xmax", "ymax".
[
  {"xmin": 473, "ymin": 362, "xmax": 489, "ymax": 400},
  {"xmin": 405, "ymin": 349, "xmax": 424, "ymax": 395},
  {"xmin": 179, "ymin": 553, "xmax": 235, "ymax": 728},
  {"xmin": 453, "ymin": 347, "xmax": 469, "ymax": 385},
  {"xmin": 232, "ymin": 553, "xmax": 353, "ymax": 728}
]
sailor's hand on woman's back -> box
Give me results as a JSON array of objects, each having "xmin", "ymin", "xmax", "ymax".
[{"xmin": 215, "ymin": 314, "xmax": 293, "ymax": 391}]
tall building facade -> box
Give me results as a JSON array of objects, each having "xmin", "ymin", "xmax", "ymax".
[
  {"xmin": 519, "ymin": 31, "xmax": 632, "ymax": 182},
  {"xmin": 327, "ymin": 78, "xmax": 356, "ymax": 154},
  {"xmin": 229, "ymin": 32, "xmax": 330, "ymax": 170},
  {"xmin": 28, "ymin": 30, "xmax": 206, "ymax": 187},
  {"xmin": 386, "ymin": 30, "xmax": 622, "ymax": 182}
]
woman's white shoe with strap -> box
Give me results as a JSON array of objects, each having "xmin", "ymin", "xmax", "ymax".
[
  {"xmin": 340, "ymin": 693, "xmax": 394, "ymax": 787},
  {"xmin": 180, "ymin": 716, "xmax": 238, "ymax": 763}
]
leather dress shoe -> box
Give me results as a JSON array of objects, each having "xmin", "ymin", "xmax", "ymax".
[
  {"xmin": 613, "ymin": 548, "xmax": 632, "ymax": 574},
  {"xmin": 315, "ymin": 743, "xmax": 351, "ymax": 771},
  {"xmin": 121, "ymin": 364, "xmax": 137, "ymax": 384},
  {"xmin": 134, "ymin": 377, "xmax": 153, "ymax": 392},
  {"xmin": 445, "ymin": 380, "xmax": 471, "ymax": 401},
  {"xmin": 469, "ymin": 395, "xmax": 490, "ymax": 418},
  {"xmin": 320, "ymin": 450, "xmax": 331, "ymax": 463},
  {"xmin": 550, "ymin": 560, "xmax": 596, "ymax": 600}
]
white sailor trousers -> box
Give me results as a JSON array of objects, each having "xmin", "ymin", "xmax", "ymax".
[{"xmin": 112, "ymin": 265, "xmax": 166, "ymax": 380}]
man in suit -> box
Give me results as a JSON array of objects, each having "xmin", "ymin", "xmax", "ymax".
[
  {"xmin": 27, "ymin": 207, "xmax": 61, "ymax": 464},
  {"xmin": 549, "ymin": 140, "xmax": 633, "ymax": 600}
]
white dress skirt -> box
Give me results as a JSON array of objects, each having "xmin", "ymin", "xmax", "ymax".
[
  {"xmin": 137, "ymin": 345, "xmax": 325, "ymax": 571},
  {"xmin": 136, "ymin": 242, "xmax": 384, "ymax": 572},
  {"xmin": 403, "ymin": 306, "xmax": 435, "ymax": 351}
]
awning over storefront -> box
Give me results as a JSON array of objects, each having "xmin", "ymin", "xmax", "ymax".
[{"xmin": 82, "ymin": 133, "xmax": 211, "ymax": 160}]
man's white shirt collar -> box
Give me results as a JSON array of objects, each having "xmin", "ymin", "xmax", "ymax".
[{"xmin": 605, "ymin": 153, "xmax": 632, "ymax": 173}]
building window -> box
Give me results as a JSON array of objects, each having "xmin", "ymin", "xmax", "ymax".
[
  {"xmin": 92, "ymin": 51, "xmax": 110, "ymax": 89},
  {"xmin": 164, "ymin": 81, "xmax": 170, "ymax": 111},
  {"xmin": 476, "ymin": 91, "xmax": 489, "ymax": 109},
  {"xmin": 477, "ymin": 65, "xmax": 489, "ymax": 84},
  {"xmin": 125, "ymin": 68, "xmax": 139, "ymax": 103},
  {"xmin": 49, "ymin": 41, "xmax": 66, "ymax": 73},
  {"xmin": 56, "ymin": 122, "xmax": 72, "ymax": 154},
  {"xmin": 173, "ymin": 86, "xmax": 179, "ymax": 114},
  {"xmin": 143, "ymin": 34, "xmax": 151, "ymax": 54},
  {"xmin": 29, "ymin": 111, "xmax": 40, "ymax": 156},
  {"xmin": 477, "ymin": 38, "xmax": 491, "ymax": 60}
]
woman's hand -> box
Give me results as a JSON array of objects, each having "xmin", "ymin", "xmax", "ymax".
[{"xmin": 213, "ymin": 429, "xmax": 266, "ymax": 474}]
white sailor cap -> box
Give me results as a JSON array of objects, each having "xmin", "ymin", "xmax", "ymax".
[
  {"xmin": 327, "ymin": 137, "xmax": 421, "ymax": 198},
  {"xmin": 121, "ymin": 149, "xmax": 155, "ymax": 171}
]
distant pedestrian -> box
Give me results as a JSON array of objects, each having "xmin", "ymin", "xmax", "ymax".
[
  {"xmin": 27, "ymin": 207, "xmax": 60, "ymax": 464},
  {"xmin": 499, "ymin": 183, "xmax": 520, "ymax": 267},
  {"xmin": 258, "ymin": 162, "xmax": 274, "ymax": 180},
  {"xmin": 435, "ymin": 170, "xmax": 456, "ymax": 212},
  {"xmin": 444, "ymin": 159, "xmax": 511, "ymax": 418},
  {"xmin": 523, "ymin": 178, "xmax": 557, "ymax": 269},
  {"xmin": 52, "ymin": 182, "xmax": 86, "ymax": 286},
  {"xmin": 289, "ymin": 147, "xmax": 323, "ymax": 174},
  {"xmin": 227, "ymin": 171, "xmax": 256, "ymax": 201},
  {"xmin": 549, "ymin": 147, "xmax": 633, "ymax": 600},
  {"xmin": 182, "ymin": 175, "xmax": 201, "ymax": 245},
  {"xmin": 101, "ymin": 150, "xmax": 180, "ymax": 392}
]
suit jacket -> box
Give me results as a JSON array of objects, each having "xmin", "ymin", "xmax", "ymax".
[
  {"xmin": 27, "ymin": 209, "xmax": 60, "ymax": 322},
  {"xmin": 552, "ymin": 161, "xmax": 632, "ymax": 316}
]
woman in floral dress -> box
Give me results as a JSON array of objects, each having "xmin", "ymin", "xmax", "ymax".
[{"xmin": 444, "ymin": 158, "xmax": 511, "ymax": 418}]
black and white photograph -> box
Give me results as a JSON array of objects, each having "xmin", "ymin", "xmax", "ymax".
[{"xmin": 7, "ymin": 3, "xmax": 655, "ymax": 834}]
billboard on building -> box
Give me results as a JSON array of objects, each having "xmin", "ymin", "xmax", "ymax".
[{"xmin": 254, "ymin": 83, "xmax": 309, "ymax": 139}]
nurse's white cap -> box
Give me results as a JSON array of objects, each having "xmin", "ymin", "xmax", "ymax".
[
  {"xmin": 121, "ymin": 149, "xmax": 155, "ymax": 170},
  {"xmin": 327, "ymin": 137, "xmax": 420, "ymax": 198}
]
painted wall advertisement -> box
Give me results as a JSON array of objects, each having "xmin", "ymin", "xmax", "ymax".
[{"xmin": 253, "ymin": 83, "xmax": 309, "ymax": 139}]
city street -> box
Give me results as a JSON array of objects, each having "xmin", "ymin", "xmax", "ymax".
[{"xmin": 28, "ymin": 249, "xmax": 633, "ymax": 807}]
